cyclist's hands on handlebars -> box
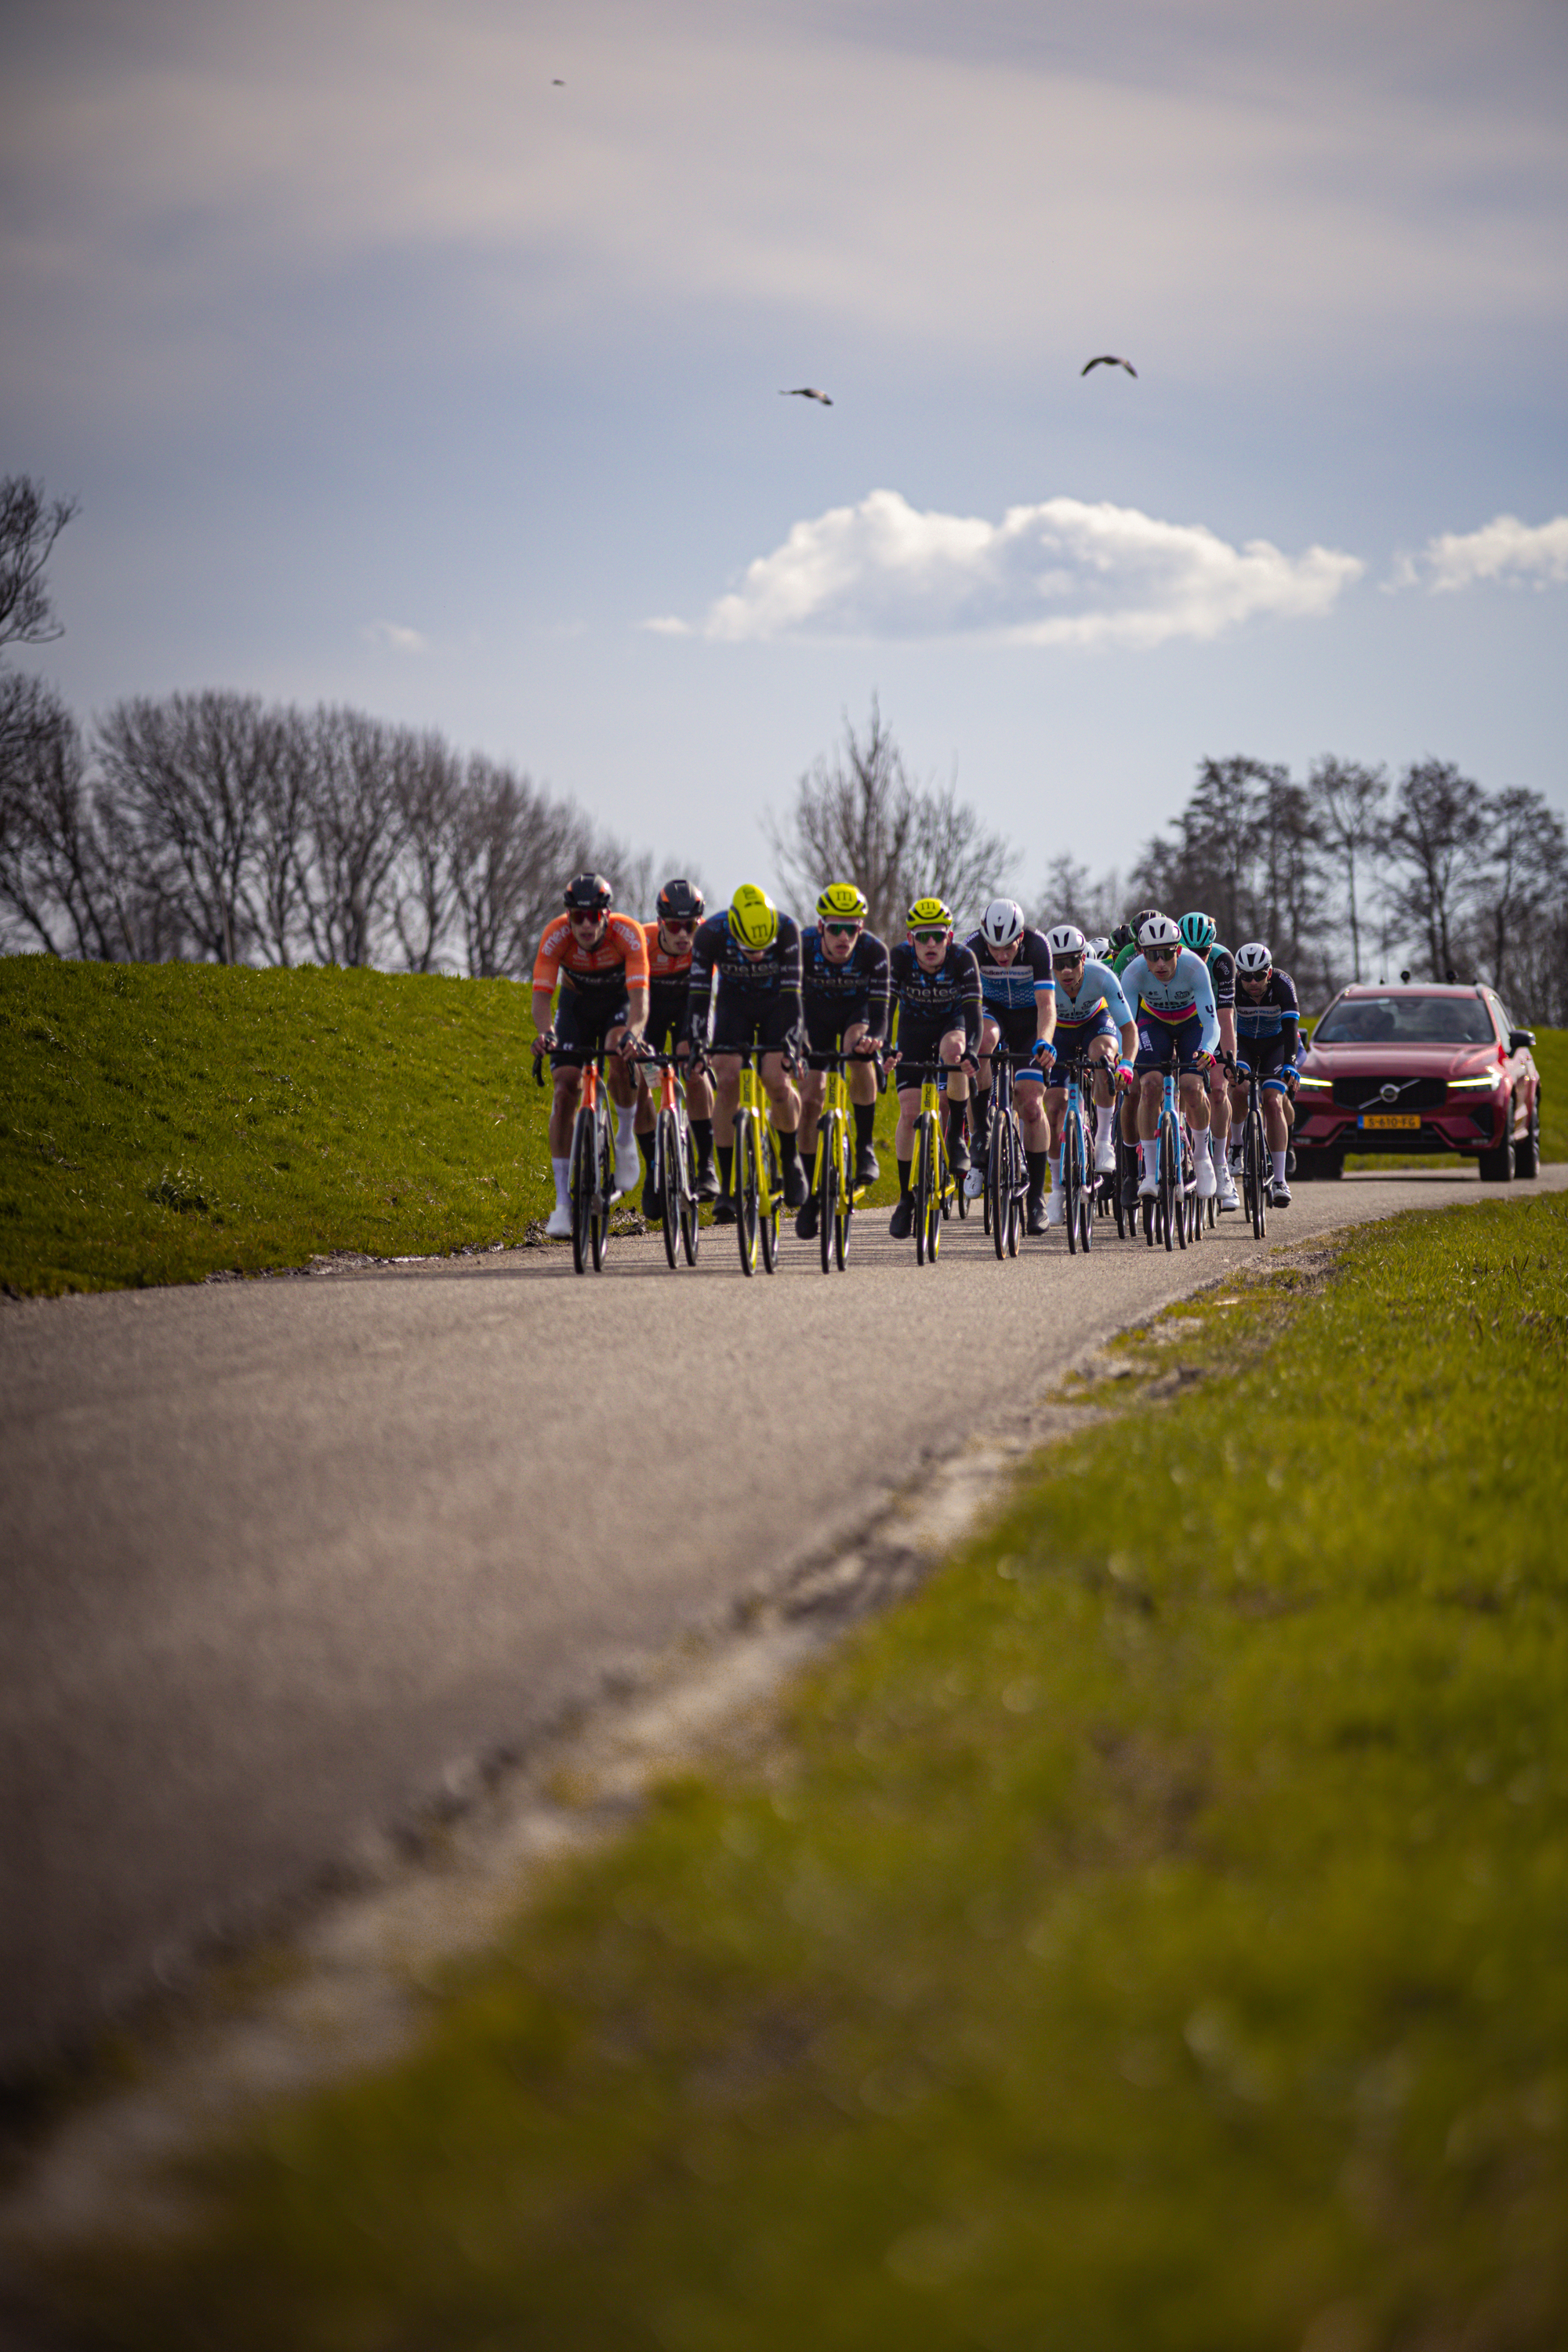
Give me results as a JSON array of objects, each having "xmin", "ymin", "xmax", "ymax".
[
  {"xmin": 1030, "ymin": 1037, "xmax": 1058, "ymax": 1071},
  {"xmin": 1116, "ymin": 1060, "xmax": 1138, "ymax": 1094}
]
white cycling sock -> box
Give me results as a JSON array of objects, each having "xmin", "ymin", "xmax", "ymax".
[
  {"xmin": 1272, "ymin": 1149, "xmax": 1287, "ymax": 1183},
  {"xmin": 1140, "ymin": 1138, "xmax": 1153, "ymax": 1174},
  {"xmin": 616, "ymin": 1100, "xmax": 637, "ymax": 1142},
  {"xmin": 551, "ymin": 1156, "xmax": 570, "ymax": 1207},
  {"xmin": 1210, "ymin": 1129, "xmax": 1226, "ymax": 1166}
]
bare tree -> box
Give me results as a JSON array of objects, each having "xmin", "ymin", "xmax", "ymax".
[
  {"xmin": 768, "ymin": 697, "xmax": 1013, "ymax": 936},
  {"xmin": 1469, "ymin": 786, "xmax": 1566, "ymax": 1003},
  {"xmin": 96, "ymin": 691, "xmax": 283, "ymax": 964},
  {"xmin": 0, "ymin": 697, "xmax": 117, "ymax": 957},
  {"xmin": 387, "ymin": 731, "xmax": 463, "ymax": 973},
  {"xmin": 1385, "ymin": 759, "xmax": 1488, "ymax": 982},
  {"xmin": 297, "ymin": 706, "xmax": 412, "ymax": 967},
  {"xmin": 1310, "ymin": 757, "xmax": 1387, "ymax": 982},
  {"xmin": 449, "ymin": 757, "xmax": 599, "ymax": 978},
  {"xmin": 1031, "ymin": 855, "xmax": 1124, "ymax": 936},
  {"xmin": 0, "ymin": 476, "xmax": 78, "ymax": 655}
]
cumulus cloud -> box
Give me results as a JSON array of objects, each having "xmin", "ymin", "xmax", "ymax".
[
  {"xmin": 361, "ymin": 619, "xmax": 428, "ymax": 653},
  {"xmin": 1398, "ymin": 513, "xmax": 1568, "ymax": 593},
  {"xmin": 664, "ymin": 490, "xmax": 1362, "ymax": 648}
]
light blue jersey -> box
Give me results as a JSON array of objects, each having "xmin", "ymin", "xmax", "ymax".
[
  {"xmin": 1121, "ymin": 947, "xmax": 1221, "ymax": 1056},
  {"xmin": 1052, "ymin": 957, "xmax": 1134, "ymax": 1029}
]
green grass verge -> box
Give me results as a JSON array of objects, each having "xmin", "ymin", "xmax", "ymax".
[
  {"xmin": 45, "ymin": 1192, "xmax": 1568, "ymax": 2350},
  {"xmin": 0, "ymin": 958, "xmax": 910, "ymax": 1294},
  {"xmin": 1342, "ymin": 1023, "xmax": 1566, "ymax": 1174}
]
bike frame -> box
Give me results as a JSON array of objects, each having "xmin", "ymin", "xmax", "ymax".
[
  {"xmin": 1055, "ymin": 1047, "xmax": 1096, "ymax": 1255},
  {"xmin": 806, "ymin": 1042, "xmax": 858, "ymax": 1273},
  {"xmin": 985, "ymin": 1049, "xmax": 1032, "ymax": 1260},
  {"xmin": 1228, "ymin": 1051, "xmax": 1270, "ymax": 1240},
  {"xmin": 639, "ymin": 1048, "xmax": 700, "ymax": 1268},
  {"xmin": 729, "ymin": 1045, "xmax": 782, "ymax": 1276},
  {"xmin": 1145, "ymin": 1040, "xmax": 1200, "ymax": 1254}
]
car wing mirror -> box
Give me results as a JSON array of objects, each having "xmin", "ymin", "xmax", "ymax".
[{"xmin": 1508, "ymin": 1029, "xmax": 1536, "ymax": 1054}]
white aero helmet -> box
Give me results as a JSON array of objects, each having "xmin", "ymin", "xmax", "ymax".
[
  {"xmin": 1138, "ymin": 912, "xmax": 1181, "ymax": 950},
  {"xmin": 981, "ymin": 897, "xmax": 1025, "ymax": 949},
  {"xmin": 1087, "ymin": 935, "xmax": 1111, "ymax": 961},
  {"xmin": 1045, "ymin": 923, "xmax": 1087, "ymax": 960},
  {"xmin": 1235, "ymin": 940, "xmax": 1272, "ymax": 977}
]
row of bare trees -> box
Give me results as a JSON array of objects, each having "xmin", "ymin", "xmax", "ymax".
[
  {"xmin": 0, "ymin": 688, "xmax": 662, "ymax": 976},
  {"xmin": 1040, "ymin": 755, "xmax": 1568, "ymax": 1023}
]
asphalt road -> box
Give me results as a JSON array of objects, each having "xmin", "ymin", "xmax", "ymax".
[{"xmin": 4, "ymin": 1164, "xmax": 1562, "ymax": 2074}]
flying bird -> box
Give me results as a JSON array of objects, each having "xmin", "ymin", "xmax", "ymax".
[
  {"xmin": 779, "ymin": 387, "xmax": 833, "ymax": 406},
  {"xmin": 553, "ymin": 77, "xmax": 564, "ymax": 85},
  {"xmin": 1081, "ymin": 355, "xmax": 1138, "ymax": 378}
]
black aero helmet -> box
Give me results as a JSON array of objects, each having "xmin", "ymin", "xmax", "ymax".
[
  {"xmin": 564, "ymin": 872, "xmax": 612, "ymax": 913},
  {"xmin": 656, "ymin": 877, "xmax": 705, "ymax": 922}
]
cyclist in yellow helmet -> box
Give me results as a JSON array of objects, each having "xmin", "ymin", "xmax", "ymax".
[
  {"xmin": 884, "ymin": 895, "xmax": 981, "ymax": 1239},
  {"xmin": 686, "ymin": 885, "xmax": 808, "ymax": 1219},
  {"xmin": 794, "ymin": 883, "xmax": 889, "ymax": 1235}
]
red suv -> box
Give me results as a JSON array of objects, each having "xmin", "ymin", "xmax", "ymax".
[{"xmin": 1293, "ymin": 983, "xmax": 1541, "ymax": 1182}]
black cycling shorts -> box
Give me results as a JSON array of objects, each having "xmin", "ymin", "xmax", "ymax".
[
  {"xmin": 550, "ymin": 986, "xmax": 629, "ymax": 1069},
  {"xmin": 983, "ymin": 1000, "xmax": 1049, "ymax": 1079},
  {"xmin": 803, "ymin": 994, "xmax": 873, "ymax": 1054},
  {"xmin": 1234, "ymin": 1032, "xmax": 1294, "ymax": 1088},
  {"xmin": 895, "ymin": 1009, "xmax": 966, "ymax": 1085},
  {"xmin": 645, "ymin": 985, "xmax": 691, "ymax": 1058},
  {"xmin": 709, "ymin": 993, "xmax": 798, "ymax": 1058}
]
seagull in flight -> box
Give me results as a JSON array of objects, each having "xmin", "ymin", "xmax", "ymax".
[
  {"xmin": 779, "ymin": 387, "xmax": 833, "ymax": 406},
  {"xmin": 553, "ymin": 77, "xmax": 564, "ymax": 85},
  {"xmin": 1081, "ymin": 355, "xmax": 1138, "ymax": 378}
]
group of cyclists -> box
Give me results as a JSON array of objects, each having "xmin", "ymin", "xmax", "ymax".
[{"xmin": 529, "ymin": 873, "xmax": 1302, "ymax": 1244}]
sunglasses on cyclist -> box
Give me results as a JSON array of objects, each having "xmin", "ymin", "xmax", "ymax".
[
  {"xmin": 1054, "ymin": 953, "xmax": 1085, "ymax": 970},
  {"xmin": 661, "ymin": 917, "xmax": 698, "ymax": 935},
  {"xmin": 822, "ymin": 920, "xmax": 861, "ymax": 937},
  {"xmin": 568, "ymin": 909, "xmax": 604, "ymax": 925},
  {"xmin": 911, "ymin": 928, "xmax": 949, "ymax": 945},
  {"xmin": 1146, "ymin": 944, "xmax": 1178, "ymax": 961}
]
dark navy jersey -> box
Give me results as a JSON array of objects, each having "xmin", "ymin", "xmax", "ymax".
[
  {"xmin": 962, "ymin": 925, "xmax": 1056, "ymax": 1014},
  {"xmin": 1234, "ymin": 967, "xmax": 1300, "ymax": 1043},
  {"xmin": 1207, "ymin": 943, "xmax": 1236, "ymax": 1008},
  {"xmin": 688, "ymin": 911, "xmax": 803, "ymax": 1035},
  {"xmin": 889, "ymin": 939, "xmax": 982, "ymax": 1047},
  {"xmin": 801, "ymin": 926, "xmax": 891, "ymax": 1040}
]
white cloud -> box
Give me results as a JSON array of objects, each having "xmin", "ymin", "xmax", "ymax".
[
  {"xmin": 361, "ymin": 619, "xmax": 428, "ymax": 653},
  {"xmin": 1406, "ymin": 514, "xmax": 1568, "ymax": 593},
  {"xmin": 675, "ymin": 490, "xmax": 1362, "ymax": 648}
]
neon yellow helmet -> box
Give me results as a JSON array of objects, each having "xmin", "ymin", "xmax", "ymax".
[
  {"xmin": 728, "ymin": 884, "xmax": 779, "ymax": 951},
  {"xmin": 907, "ymin": 895, "xmax": 953, "ymax": 932},
  {"xmin": 817, "ymin": 881, "xmax": 868, "ymax": 922}
]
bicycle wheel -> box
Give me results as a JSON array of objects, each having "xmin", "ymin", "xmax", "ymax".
[
  {"xmin": 928, "ymin": 1132, "xmax": 944, "ymax": 1260},
  {"xmin": 1006, "ymin": 1121, "xmax": 1022, "ymax": 1258},
  {"xmin": 1113, "ymin": 1132, "xmax": 1129, "ymax": 1240},
  {"xmin": 590, "ymin": 1112, "xmax": 612, "ymax": 1269},
  {"xmin": 759, "ymin": 1130, "xmax": 780, "ymax": 1272},
  {"xmin": 1063, "ymin": 1112, "xmax": 1081, "ymax": 1256},
  {"xmin": 914, "ymin": 1116, "xmax": 933, "ymax": 1264},
  {"xmin": 989, "ymin": 1119, "xmax": 1008, "ymax": 1260},
  {"xmin": 834, "ymin": 1126, "xmax": 851, "ymax": 1269},
  {"xmin": 1158, "ymin": 1112, "xmax": 1178, "ymax": 1252},
  {"xmin": 1076, "ymin": 1116, "xmax": 1093, "ymax": 1254},
  {"xmin": 819, "ymin": 1124, "xmax": 837, "ymax": 1276},
  {"xmin": 681, "ymin": 1124, "xmax": 700, "ymax": 1264},
  {"xmin": 656, "ymin": 1109, "xmax": 681, "ymax": 1268},
  {"xmin": 1246, "ymin": 1108, "xmax": 1267, "ymax": 1239},
  {"xmin": 735, "ymin": 1115, "xmax": 759, "ymax": 1275},
  {"xmin": 569, "ymin": 1109, "xmax": 595, "ymax": 1274}
]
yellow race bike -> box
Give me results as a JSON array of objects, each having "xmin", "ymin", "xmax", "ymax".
[{"xmin": 804, "ymin": 1040, "xmax": 865, "ymax": 1273}]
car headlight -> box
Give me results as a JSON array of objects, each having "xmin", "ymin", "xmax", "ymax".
[
  {"xmin": 1295, "ymin": 1075, "xmax": 1331, "ymax": 1091},
  {"xmin": 1447, "ymin": 1075, "xmax": 1502, "ymax": 1090}
]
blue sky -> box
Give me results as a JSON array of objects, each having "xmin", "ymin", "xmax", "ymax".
[{"xmin": 4, "ymin": 0, "xmax": 1565, "ymax": 900}]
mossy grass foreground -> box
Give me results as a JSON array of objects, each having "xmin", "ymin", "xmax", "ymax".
[
  {"xmin": 0, "ymin": 957, "xmax": 913, "ymax": 1295},
  {"xmin": 38, "ymin": 1192, "xmax": 1568, "ymax": 2350}
]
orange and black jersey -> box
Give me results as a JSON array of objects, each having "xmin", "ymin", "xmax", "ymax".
[
  {"xmin": 801, "ymin": 927, "xmax": 891, "ymax": 1042},
  {"xmin": 687, "ymin": 911, "xmax": 803, "ymax": 1034},
  {"xmin": 532, "ymin": 911, "xmax": 650, "ymax": 999},
  {"xmin": 888, "ymin": 938, "xmax": 982, "ymax": 1047}
]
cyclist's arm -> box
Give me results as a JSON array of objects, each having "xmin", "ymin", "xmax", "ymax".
[
  {"xmin": 530, "ymin": 918, "xmax": 567, "ymax": 1036},
  {"xmin": 777, "ymin": 916, "xmax": 804, "ymax": 1029},
  {"xmin": 864, "ymin": 935, "xmax": 891, "ymax": 1043},
  {"xmin": 1217, "ymin": 1004, "xmax": 1236, "ymax": 1061},
  {"xmin": 1029, "ymin": 936, "xmax": 1057, "ymax": 1042},
  {"xmin": 622, "ymin": 982, "xmax": 648, "ymax": 1038},
  {"xmin": 956, "ymin": 948, "xmax": 983, "ymax": 1051},
  {"xmin": 1185, "ymin": 953, "xmax": 1221, "ymax": 1058},
  {"xmin": 1117, "ymin": 1018, "xmax": 1138, "ymax": 1063},
  {"xmin": 685, "ymin": 918, "xmax": 717, "ymax": 1040},
  {"xmin": 531, "ymin": 986, "xmax": 557, "ymax": 1040}
]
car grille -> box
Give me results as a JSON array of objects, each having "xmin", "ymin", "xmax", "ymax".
[{"xmin": 1331, "ymin": 1075, "xmax": 1449, "ymax": 1111}]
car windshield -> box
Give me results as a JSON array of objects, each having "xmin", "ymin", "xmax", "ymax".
[{"xmin": 1314, "ymin": 994, "xmax": 1495, "ymax": 1046}]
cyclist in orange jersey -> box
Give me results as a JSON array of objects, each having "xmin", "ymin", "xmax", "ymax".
[
  {"xmin": 633, "ymin": 878, "xmax": 718, "ymax": 1210},
  {"xmin": 532, "ymin": 873, "xmax": 650, "ymax": 1238}
]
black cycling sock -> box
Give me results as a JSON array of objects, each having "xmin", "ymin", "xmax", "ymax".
[
  {"xmin": 637, "ymin": 1130, "xmax": 655, "ymax": 1174},
  {"xmin": 717, "ymin": 1144, "xmax": 733, "ymax": 1193},
  {"xmin": 1025, "ymin": 1149, "xmax": 1048, "ymax": 1198},
  {"xmin": 779, "ymin": 1130, "xmax": 799, "ymax": 1172},
  {"xmin": 691, "ymin": 1117, "xmax": 713, "ymax": 1163},
  {"xmin": 854, "ymin": 1102, "xmax": 877, "ymax": 1150},
  {"xmin": 946, "ymin": 1098, "xmax": 967, "ymax": 1152},
  {"xmin": 898, "ymin": 1156, "xmax": 912, "ymax": 1198},
  {"xmin": 972, "ymin": 1086, "xmax": 992, "ymax": 1147}
]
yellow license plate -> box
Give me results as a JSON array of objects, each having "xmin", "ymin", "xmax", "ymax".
[{"xmin": 1359, "ymin": 1112, "xmax": 1421, "ymax": 1130}]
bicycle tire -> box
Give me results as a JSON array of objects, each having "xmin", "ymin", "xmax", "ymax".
[
  {"xmin": 590, "ymin": 1111, "xmax": 612, "ymax": 1269},
  {"xmin": 1159, "ymin": 1112, "xmax": 1178, "ymax": 1252},
  {"xmin": 760, "ymin": 1130, "xmax": 780, "ymax": 1273},
  {"xmin": 834, "ymin": 1128, "xmax": 851, "ymax": 1269},
  {"xmin": 989, "ymin": 1120, "xmax": 1007, "ymax": 1261},
  {"xmin": 914, "ymin": 1116, "xmax": 932, "ymax": 1265},
  {"xmin": 928, "ymin": 1128, "xmax": 944, "ymax": 1260},
  {"xmin": 657, "ymin": 1109, "xmax": 681, "ymax": 1269},
  {"xmin": 569, "ymin": 1109, "xmax": 595, "ymax": 1275},
  {"xmin": 1076, "ymin": 1118, "xmax": 1093, "ymax": 1254},
  {"xmin": 735, "ymin": 1115, "xmax": 759, "ymax": 1275},
  {"xmin": 681, "ymin": 1126, "xmax": 700, "ymax": 1264},
  {"xmin": 1064, "ymin": 1112, "xmax": 1081, "ymax": 1256},
  {"xmin": 1246, "ymin": 1106, "xmax": 1267, "ymax": 1239},
  {"xmin": 819, "ymin": 1124, "xmax": 837, "ymax": 1276}
]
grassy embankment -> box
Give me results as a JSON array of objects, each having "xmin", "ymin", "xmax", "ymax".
[
  {"xmin": 39, "ymin": 1189, "xmax": 1568, "ymax": 2351},
  {"xmin": 0, "ymin": 956, "xmax": 913, "ymax": 1295}
]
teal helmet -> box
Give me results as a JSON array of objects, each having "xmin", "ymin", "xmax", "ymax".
[{"xmin": 1179, "ymin": 911, "xmax": 1218, "ymax": 956}]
